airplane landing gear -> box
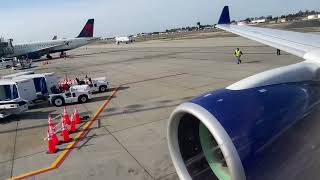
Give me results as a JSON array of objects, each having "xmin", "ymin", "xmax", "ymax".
[
  {"xmin": 60, "ymin": 52, "xmax": 67, "ymax": 59},
  {"xmin": 46, "ymin": 54, "xmax": 53, "ymax": 59}
]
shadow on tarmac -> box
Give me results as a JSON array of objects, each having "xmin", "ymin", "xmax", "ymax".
[
  {"xmin": 107, "ymin": 86, "xmax": 130, "ymax": 92},
  {"xmin": 0, "ymin": 110, "xmax": 92, "ymax": 134}
]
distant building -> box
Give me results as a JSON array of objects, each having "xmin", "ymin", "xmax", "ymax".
[
  {"xmin": 307, "ymin": 15, "xmax": 319, "ymax": 20},
  {"xmin": 237, "ymin": 21, "xmax": 249, "ymax": 25},
  {"xmin": 251, "ymin": 19, "xmax": 266, "ymax": 24},
  {"xmin": 204, "ymin": 26, "xmax": 214, "ymax": 30},
  {"xmin": 280, "ymin": 18, "xmax": 287, "ymax": 23}
]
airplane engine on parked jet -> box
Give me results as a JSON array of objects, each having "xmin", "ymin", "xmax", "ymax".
[
  {"xmin": 167, "ymin": 62, "xmax": 320, "ymax": 180},
  {"xmin": 26, "ymin": 52, "xmax": 42, "ymax": 59}
]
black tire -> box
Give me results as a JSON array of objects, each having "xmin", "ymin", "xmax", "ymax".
[
  {"xmin": 78, "ymin": 95, "xmax": 88, "ymax": 103},
  {"xmin": 5, "ymin": 65, "xmax": 11, "ymax": 69},
  {"xmin": 46, "ymin": 54, "xmax": 52, "ymax": 59},
  {"xmin": 52, "ymin": 96, "xmax": 65, "ymax": 107},
  {"xmin": 99, "ymin": 85, "xmax": 107, "ymax": 92}
]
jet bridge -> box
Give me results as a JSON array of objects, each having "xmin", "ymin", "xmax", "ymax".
[{"xmin": 0, "ymin": 38, "xmax": 14, "ymax": 57}]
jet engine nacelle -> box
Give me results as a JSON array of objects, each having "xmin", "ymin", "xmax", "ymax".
[
  {"xmin": 26, "ymin": 52, "xmax": 42, "ymax": 59},
  {"xmin": 168, "ymin": 61, "xmax": 320, "ymax": 180}
]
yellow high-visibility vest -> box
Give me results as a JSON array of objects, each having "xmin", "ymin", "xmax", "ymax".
[{"xmin": 235, "ymin": 50, "xmax": 242, "ymax": 57}]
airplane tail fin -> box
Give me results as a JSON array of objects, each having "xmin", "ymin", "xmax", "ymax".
[
  {"xmin": 77, "ymin": 19, "xmax": 94, "ymax": 38},
  {"xmin": 218, "ymin": 6, "xmax": 230, "ymax": 24}
]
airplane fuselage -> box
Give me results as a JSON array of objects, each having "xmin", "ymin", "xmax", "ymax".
[
  {"xmin": 115, "ymin": 36, "xmax": 132, "ymax": 44},
  {"xmin": 12, "ymin": 37, "xmax": 98, "ymax": 58}
]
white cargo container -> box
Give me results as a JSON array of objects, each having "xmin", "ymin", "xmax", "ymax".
[
  {"xmin": 14, "ymin": 73, "xmax": 58, "ymax": 95},
  {"xmin": 2, "ymin": 71, "xmax": 34, "ymax": 79},
  {"xmin": 4, "ymin": 72, "xmax": 58, "ymax": 95},
  {"xmin": 0, "ymin": 78, "xmax": 37, "ymax": 104}
]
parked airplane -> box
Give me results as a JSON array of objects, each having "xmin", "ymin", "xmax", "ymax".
[
  {"xmin": 115, "ymin": 36, "xmax": 133, "ymax": 44},
  {"xmin": 168, "ymin": 6, "xmax": 320, "ymax": 180},
  {"xmin": 11, "ymin": 19, "xmax": 99, "ymax": 59}
]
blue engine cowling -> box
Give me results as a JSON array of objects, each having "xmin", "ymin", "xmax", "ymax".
[{"xmin": 168, "ymin": 81, "xmax": 320, "ymax": 180}]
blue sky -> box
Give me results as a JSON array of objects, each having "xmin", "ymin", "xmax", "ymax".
[{"xmin": 1, "ymin": 0, "xmax": 319, "ymax": 43}]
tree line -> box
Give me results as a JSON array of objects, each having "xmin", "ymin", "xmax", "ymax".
[{"xmin": 245, "ymin": 9, "xmax": 320, "ymax": 22}]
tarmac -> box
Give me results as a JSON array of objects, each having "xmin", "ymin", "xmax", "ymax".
[{"xmin": 0, "ymin": 36, "xmax": 304, "ymax": 180}]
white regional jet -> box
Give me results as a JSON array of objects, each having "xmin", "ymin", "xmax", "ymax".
[
  {"xmin": 115, "ymin": 36, "xmax": 133, "ymax": 44},
  {"xmin": 11, "ymin": 19, "xmax": 99, "ymax": 59}
]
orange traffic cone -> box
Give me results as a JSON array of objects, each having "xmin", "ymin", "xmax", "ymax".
[
  {"xmin": 48, "ymin": 114, "xmax": 54, "ymax": 128},
  {"xmin": 73, "ymin": 106, "xmax": 81, "ymax": 124},
  {"xmin": 62, "ymin": 106, "xmax": 71, "ymax": 125},
  {"xmin": 49, "ymin": 126, "xmax": 60, "ymax": 145},
  {"xmin": 47, "ymin": 130, "xmax": 58, "ymax": 154},
  {"xmin": 70, "ymin": 113, "xmax": 77, "ymax": 133},
  {"xmin": 43, "ymin": 60, "xmax": 49, "ymax": 65},
  {"xmin": 48, "ymin": 115, "xmax": 60, "ymax": 145},
  {"xmin": 61, "ymin": 120, "xmax": 71, "ymax": 143},
  {"xmin": 52, "ymin": 130, "xmax": 60, "ymax": 145}
]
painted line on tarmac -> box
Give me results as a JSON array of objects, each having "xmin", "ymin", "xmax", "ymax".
[{"xmin": 9, "ymin": 86, "xmax": 120, "ymax": 180}]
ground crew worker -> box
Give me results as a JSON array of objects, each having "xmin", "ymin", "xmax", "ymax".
[
  {"xmin": 234, "ymin": 48, "xmax": 243, "ymax": 64},
  {"xmin": 276, "ymin": 49, "xmax": 281, "ymax": 55}
]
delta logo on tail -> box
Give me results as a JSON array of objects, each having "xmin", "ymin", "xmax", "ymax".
[{"xmin": 77, "ymin": 19, "xmax": 94, "ymax": 38}]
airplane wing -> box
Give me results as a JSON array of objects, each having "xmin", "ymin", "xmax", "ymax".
[
  {"xmin": 168, "ymin": 7, "xmax": 320, "ymax": 180},
  {"xmin": 216, "ymin": 6, "xmax": 320, "ymax": 62}
]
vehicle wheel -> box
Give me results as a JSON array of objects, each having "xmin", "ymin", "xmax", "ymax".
[
  {"xmin": 5, "ymin": 65, "xmax": 11, "ymax": 69},
  {"xmin": 46, "ymin": 54, "xmax": 52, "ymax": 59},
  {"xmin": 99, "ymin": 85, "xmax": 107, "ymax": 92},
  {"xmin": 78, "ymin": 95, "xmax": 88, "ymax": 103},
  {"xmin": 52, "ymin": 96, "xmax": 65, "ymax": 107}
]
